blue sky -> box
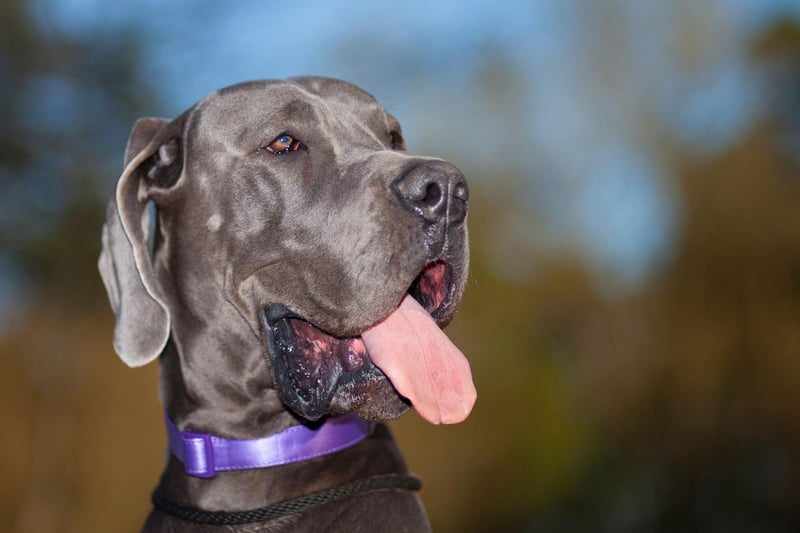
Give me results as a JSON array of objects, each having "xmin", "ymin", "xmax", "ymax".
[{"xmin": 24, "ymin": 0, "xmax": 800, "ymax": 290}]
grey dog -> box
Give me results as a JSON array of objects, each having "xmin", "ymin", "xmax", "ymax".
[{"xmin": 99, "ymin": 76, "xmax": 476, "ymax": 531}]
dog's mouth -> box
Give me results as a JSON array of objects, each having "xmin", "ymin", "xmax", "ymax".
[{"xmin": 263, "ymin": 261, "xmax": 476, "ymax": 424}]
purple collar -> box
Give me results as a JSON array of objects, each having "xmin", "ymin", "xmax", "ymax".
[{"xmin": 165, "ymin": 412, "xmax": 372, "ymax": 478}]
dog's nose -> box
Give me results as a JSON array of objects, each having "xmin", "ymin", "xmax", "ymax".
[{"xmin": 392, "ymin": 161, "xmax": 468, "ymax": 224}]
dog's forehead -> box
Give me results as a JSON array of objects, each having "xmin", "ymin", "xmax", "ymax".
[{"xmin": 190, "ymin": 78, "xmax": 396, "ymax": 147}]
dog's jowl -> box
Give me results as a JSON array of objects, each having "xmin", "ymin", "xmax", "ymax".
[{"xmin": 99, "ymin": 76, "xmax": 476, "ymax": 532}]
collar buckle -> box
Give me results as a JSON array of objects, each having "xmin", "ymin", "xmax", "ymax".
[{"xmin": 181, "ymin": 431, "xmax": 216, "ymax": 478}]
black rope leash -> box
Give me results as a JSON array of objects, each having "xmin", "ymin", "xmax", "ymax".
[{"xmin": 151, "ymin": 474, "xmax": 422, "ymax": 526}]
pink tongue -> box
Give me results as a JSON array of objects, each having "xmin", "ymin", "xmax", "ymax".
[{"xmin": 361, "ymin": 294, "xmax": 477, "ymax": 424}]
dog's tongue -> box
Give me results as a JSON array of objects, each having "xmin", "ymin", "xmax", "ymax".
[{"xmin": 361, "ymin": 294, "xmax": 476, "ymax": 424}]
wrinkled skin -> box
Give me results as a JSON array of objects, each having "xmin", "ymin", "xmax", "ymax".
[{"xmin": 98, "ymin": 77, "xmax": 469, "ymax": 531}]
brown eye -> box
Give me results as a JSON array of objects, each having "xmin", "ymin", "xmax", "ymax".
[
  {"xmin": 262, "ymin": 134, "xmax": 303, "ymax": 154},
  {"xmin": 389, "ymin": 131, "xmax": 405, "ymax": 150}
]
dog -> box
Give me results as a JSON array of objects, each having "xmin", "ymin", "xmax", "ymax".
[{"xmin": 99, "ymin": 76, "xmax": 476, "ymax": 532}]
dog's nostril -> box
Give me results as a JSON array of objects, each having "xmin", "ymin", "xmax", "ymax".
[
  {"xmin": 453, "ymin": 181, "xmax": 468, "ymax": 202},
  {"xmin": 421, "ymin": 182, "xmax": 442, "ymax": 209}
]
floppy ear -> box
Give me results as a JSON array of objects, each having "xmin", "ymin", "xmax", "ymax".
[{"xmin": 98, "ymin": 116, "xmax": 185, "ymax": 367}]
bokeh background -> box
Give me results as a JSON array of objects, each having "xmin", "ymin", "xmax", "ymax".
[{"xmin": 2, "ymin": 0, "xmax": 800, "ymax": 531}]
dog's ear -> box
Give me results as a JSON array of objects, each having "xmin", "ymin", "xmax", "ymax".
[{"xmin": 98, "ymin": 116, "xmax": 185, "ymax": 367}]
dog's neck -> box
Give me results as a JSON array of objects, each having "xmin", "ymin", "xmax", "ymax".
[
  {"xmin": 151, "ymin": 335, "xmax": 416, "ymax": 518},
  {"xmin": 158, "ymin": 322, "xmax": 297, "ymax": 440}
]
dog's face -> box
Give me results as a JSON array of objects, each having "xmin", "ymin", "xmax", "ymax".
[{"xmin": 99, "ymin": 77, "xmax": 474, "ymax": 424}]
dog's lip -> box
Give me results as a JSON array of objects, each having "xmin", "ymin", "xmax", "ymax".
[
  {"xmin": 263, "ymin": 303, "xmax": 301, "ymax": 325},
  {"xmin": 262, "ymin": 309, "xmax": 365, "ymax": 420}
]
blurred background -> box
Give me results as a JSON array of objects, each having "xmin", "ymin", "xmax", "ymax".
[{"xmin": 2, "ymin": 0, "xmax": 800, "ymax": 531}]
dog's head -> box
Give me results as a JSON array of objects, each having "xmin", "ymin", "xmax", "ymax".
[{"xmin": 99, "ymin": 77, "xmax": 475, "ymax": 425}]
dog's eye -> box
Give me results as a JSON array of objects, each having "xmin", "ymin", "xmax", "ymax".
[
  {"xmin": 261, "ymin": 134, "xmax": 304, "ymax": 155},
  {"xmin": 389, "ymin": 131, "xmax": 405, "ymax": 151}
]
